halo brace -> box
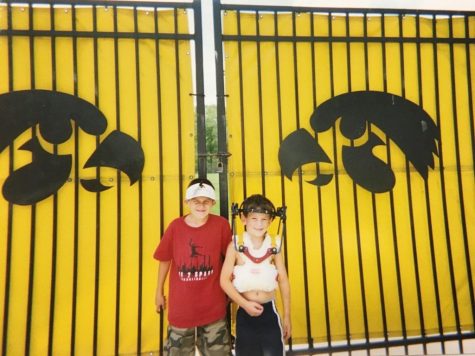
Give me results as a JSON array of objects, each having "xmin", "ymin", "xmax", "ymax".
[{"xmin": 231, "ymin": 202, "xmax": 287, "ymax": 263}]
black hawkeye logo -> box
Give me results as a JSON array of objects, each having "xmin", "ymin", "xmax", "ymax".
[
  {"xmin": 278, "ymin": 91, "xmax": 440, "ymax": 193},
  {"xmin": 0, "ymin": 90, "xmax": 144, "ymax": 205}
]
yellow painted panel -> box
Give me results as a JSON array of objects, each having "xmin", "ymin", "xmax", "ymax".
[
  {"xmin": 0, "ymin": 6, "xmax": 7, "ymax": 30},
  {"xmin": 29, "ymin": 202, "xmax": 54, "ymax": 355},
  {"xmin": 0, "ymin": 5, "xmax": 194, "ymax": 355},
  {"xmin": 0, "ymin": 17, "xmax": 9, "ymax": 352},
  {"xmin": 224, "ymin": 12, "xmax": 475, "ymax": 345},
  {"xmin": 51, "ymin": 184, "xmax": 75, "ymax": 356},
  {"xmin": 8, "ymin": 206, "xmax": 32, "ymax": 356}
]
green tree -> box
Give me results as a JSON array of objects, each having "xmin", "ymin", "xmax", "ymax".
[
  {"xmin": 195, "ymin": 105, "xmax": 218, "ymax": 172},
  {"xmin": 205, "ymin": 105, "xmax": 218, "ymax": 171}
]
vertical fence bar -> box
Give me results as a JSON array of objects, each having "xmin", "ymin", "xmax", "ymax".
[
  {"xmin": 410, "ymin": 14, "xmax": 432, "ymax": 353},
  {"xmin": 211, "ymin": 2, "xmax": 232, "ymax": 343},
  {"xmin": 153, "ymin": 5, "xmax": 165, "ymax": 354},
  {"xmin": 362, "ymin": 13, "xmax": 390, "ymax": 352},
  {"xmin": 462, "ymin": 13, "xmax": 475, "ymax": 332},
  {"xmin": 292, "ymin": 10, "xmax": 313, "ymax": 349},
  {"xmin": 345, "ymin": 11, "xmax": 370, "ymax": 353},
  {"xmin": 236, "ymin": 10, "xmax": 247, "ymax": 197},
  {"xmin": 194, "ymin": 0, "xmax": 207, "ymax": 179},
  {"xmin": 212, "ymin": 0, "xmax": 230, "ymax": 217},
  {"xmin": 430, "ymin": 13, "xmax": 449, "ymax": 353},
  {"xmin": 313, "ymin": 10, "xmax": 332, "ymax": 353},
  {"xmin": 318, "ymin": 12, "xmax": 336, "ymax": 348},
  {"xmin": 112, "ymin": 5, "xmax": 121, "ymax": 354},
  {"xmin": 74, "ymin": 4, "xmax": 82, "ymax": 351},
  {"xmin": 254, "ymin": 10, "xmax": 266, "ymax": 194},
  {"xmin": 272, "ymin": 9, "xmax": 292, "ymax": 350},
  {"xmin": 48, "ymin": 3, "xmax": 57, "ymax": 355},
  {"xmin": 71, "ymin": 4, "xmax": 81, "ymax": 354},
  {"xmin": 2, "ymin": 3, "xmax": 13, "ymax": 355},
  {"xmin": 377, "ymin": 12, "xmax": 409, "ymax": 352},
  {"xmin": 408, "ymin": 13, "xmax": 428, "ymax": 354},
  {"xmin": 24, "ymin": 5, "xmax": 36, "ymax": 355},
  {"xmin": 92, "ymin": 5, "xmax": 101, "ymax": 355},
  {"xmin": 398, "ymin": 13, "xmax": 422, "ymax": 354},
  {"xmin": 0, "ymin": 1, "xmax": 198, "ymax": 355},
  {"xmin": 467, "ymin": 15, "xmax": 475, "ymax": 172},
  {"xmin": 397, "ymin": 14, "xmax": 425, "ymax": 350},
  {"xmin": 174, "ymin": 8, "xmax": 184, "ymax": 210},
  {"xmin": 447, "ymin": 14, "xmax": 465, "ymax": 353},
  {"xmin": 132, "ymin": 6, "xmax": 144, "ymax": 354},
  {"xmin": 328, "ymin": 10, "xmax": 352, "ymax": 349}
]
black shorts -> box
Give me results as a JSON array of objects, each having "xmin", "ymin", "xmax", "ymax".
[{"xmin": 235, "ymin": 300, "xmax": 285, "ymax": 356}]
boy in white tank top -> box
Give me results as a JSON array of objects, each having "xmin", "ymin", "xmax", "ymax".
[{"xmin": 220, "ymin": 194, "xmax": 291, "ymax": 356}]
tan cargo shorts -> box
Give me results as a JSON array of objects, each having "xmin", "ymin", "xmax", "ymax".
[{"xmin": 163, "ymin": 318, "xmax": 231, "ymax": 356}]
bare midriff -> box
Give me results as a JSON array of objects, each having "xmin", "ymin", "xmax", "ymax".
[{"xmin": 242, "ymin": 290, "xmax": 275, "ymax": 304}]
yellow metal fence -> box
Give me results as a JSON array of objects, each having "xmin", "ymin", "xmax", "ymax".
[{"xmin": 219, "ymin": 5, "xmax": 475, "ymax": 352}]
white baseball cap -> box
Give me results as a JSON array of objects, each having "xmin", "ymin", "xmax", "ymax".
[{"xmin": 185, "ymin": 182, "xmax": 216, "ymax": 201}]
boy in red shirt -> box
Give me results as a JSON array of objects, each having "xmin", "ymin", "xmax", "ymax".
[{"xmin": 154, "ymin": 178, "xmax": 232, "ymax": 355}]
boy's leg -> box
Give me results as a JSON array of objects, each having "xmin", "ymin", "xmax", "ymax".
[
  {"xmin": 196, "ymin": 318, "xmax": 232, "ymax": 356},
  {"xmin": 163, "ymin": 325, "xmax": 196, "ymax": 356},
  {"xmin": 259, "ymin": 301, "xmax": 285, "ymax": 356},
  {"xmin": 235, "ymin": 308, "xmax": 261, "ymax": 356}
]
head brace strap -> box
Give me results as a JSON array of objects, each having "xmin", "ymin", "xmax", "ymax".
[
  {"xmin": 231, "ymin": 202, "xmax": 287, "ymax": 254},
  {"xmin": 231, "ymin": 204, "xmax": 286, "ymax": 219}
]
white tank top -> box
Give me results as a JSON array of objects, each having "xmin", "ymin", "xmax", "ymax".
[{"xmin": 232, "ymin": 232, "xmax": 279, "ymax": 293}]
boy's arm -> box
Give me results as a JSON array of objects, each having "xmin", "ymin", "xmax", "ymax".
[
  {"xmin": 275, "ymin": 252, "xmax": 291, "ymax": 340},
  {"xmin": 155, "ymin": 260, "xmax": 171, "ymax": 313},
  {"xmin": 220, "ymin": 243, "xmax": 264, "ymax": 317}
]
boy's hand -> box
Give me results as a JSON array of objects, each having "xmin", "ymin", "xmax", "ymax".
[
  {"xmin": 243, "ymin": 301, "xmax": 264, "ymax": 317},
  {"xmin": 283, "ymin": 316, "xmax": 292, "ymax": 341},
  {"xmin": 155, "ymin": 293, "xmax": 167, "ymax": 313}
]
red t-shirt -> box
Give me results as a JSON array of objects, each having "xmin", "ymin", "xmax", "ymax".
[{"xmin": 154, "ymin": 214, "xmax": 232, "ymax": 328}]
